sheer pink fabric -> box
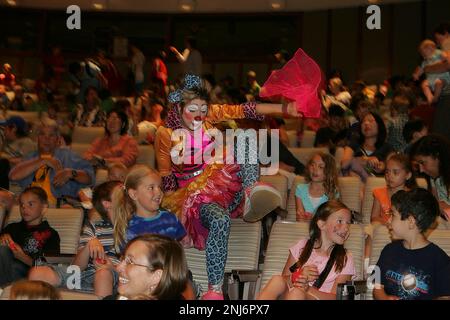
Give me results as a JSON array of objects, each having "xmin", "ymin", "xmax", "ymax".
[{"xmin": 260, "ymin": 48, "xmax": 323, "ymax": 118}]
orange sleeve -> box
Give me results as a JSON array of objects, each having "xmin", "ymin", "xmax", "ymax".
[
  {"xmin": 154, "ymin": 126, "xmax": 174, "ymax": 177},
  {"xmin": 207, "ymin": 104, "xmax": 245, "ymax": 122}
]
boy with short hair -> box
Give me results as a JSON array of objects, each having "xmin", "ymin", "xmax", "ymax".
[
  {"xmin": 0, "ymin": 186, "xmax": 60, "ymax": 286},
  {"xmin": 374, "ymin": 188, "xmax": 450, "ymax": 300},
  {"xmin": 29, "ymin": 181, "xmax": 121, "ymax": 298}
]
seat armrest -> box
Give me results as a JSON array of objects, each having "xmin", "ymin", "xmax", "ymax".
[{"xmin": 223, "ymin": 270, "xmax": 262, "ymax": 300}]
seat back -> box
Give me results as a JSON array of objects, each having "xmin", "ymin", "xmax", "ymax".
[
  {"xmin": 95, "ymin": 169, "xmax": 108, "ymax": 186},
  {"xmin": 361, "ymin": 177, "xmax": 386, "ymax": 224},
  {"xmin": 5, "ymin": 207, "xmax": 83, "ymax": 255},
  {"xmin": 184, "ymin": 219, "xmax": 261, "ymax": 293},
  {"xmin": 338, "ymin": 176, "xmax": 363, "ymax": 215},
  {"xmin": 287, "ymin": 147, "xmax": 328, "ymax": 166},
  {"xmin": 286, "ymin": 130, "xmax": 298, "ymax": 148},
  {"xmin": 300, "ymin": 130, "xmax": 316, "ymax": 148},
  {"xmin": 136, "ymin": 145, "xmax": 155, "ymax": 168},
  {"xmin": 286, "ymin": 175, "xmax": 306, "ymax": 221},
  {"xmin": 70, "ymin": 143, "xmax": 90, "ymax": 158},
  {"xmin": 72, "ymin": 126, "xmax": 104, "ymax": 144},
  {"xmin": 260, "ymin": 221, "xmax": 365, "ymax": 291}
]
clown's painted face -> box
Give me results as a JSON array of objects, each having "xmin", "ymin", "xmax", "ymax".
[{"xmin": 181, "ymin": 98, "xmax": 208, "ymax": 131}]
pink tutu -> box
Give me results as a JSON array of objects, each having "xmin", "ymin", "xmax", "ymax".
[{"xmin": 260, "ymin": 48, "xmax": 323, "ymax": 118}]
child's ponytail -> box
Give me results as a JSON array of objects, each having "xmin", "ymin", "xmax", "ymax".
[{"xmin": 113, "ymin": 185, "xmax": 135, "ymax": 252}]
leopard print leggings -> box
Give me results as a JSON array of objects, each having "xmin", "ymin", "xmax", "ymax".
[{"xmin": 199, "ymin": 138, "xmax": 259, "ymax": 289}]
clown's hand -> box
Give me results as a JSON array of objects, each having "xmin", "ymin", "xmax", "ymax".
[{"xmin": 283, "ymin": 100, "xmax": 301, "ymax": 118}]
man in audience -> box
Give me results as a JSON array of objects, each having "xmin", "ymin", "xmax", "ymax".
[{"xmin": 9, "ymin": 120, "xmax": 95, "ymax": 208}]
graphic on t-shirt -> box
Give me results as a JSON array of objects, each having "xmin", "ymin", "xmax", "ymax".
[
  {"xmin": 385, "ymin": 265, "xmax": 430, "ymax": 299},
  {"xmin": 23, "ymin": 230, "xmax": 52, "ymax": 255}
]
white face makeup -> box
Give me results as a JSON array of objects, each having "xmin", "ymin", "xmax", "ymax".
[{"xmin": 181, "ymin": 99, "xmax": 208, "ymax": 130}]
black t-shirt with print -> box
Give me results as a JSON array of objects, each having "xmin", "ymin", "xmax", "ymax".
[
  {"xmin": 376, "ymin": 240, "xmax": 450, "ymax": 300},
  {"xmin": 1, "ymin": 220, "xmax": 60, "ymax": 258}
]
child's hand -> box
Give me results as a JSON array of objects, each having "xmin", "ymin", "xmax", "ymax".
[
  {"xmin": 10, "ymin": 242, "xmax": 30, "ymax": 263},
  {"xmin": 88, "ymin": 238, "xmax": 105, "ymax": 260},
  {"xmin": 292, "ymin": 274, "xmax": 310, "ymax": 291},
  {"xmin": 387, "ymin": 295, "xmax": 400, "ymax": 300},
  {"xmin": 0, "ymin": 233, "xmax": 13, "ymax": 246},
  {"xmin": 301, "ymin": 265, "xmax": 319, "ymax": 283},
  {"xmin": 94, "ymin": 256, "xmax": 113, "ymax": 270},
  {"xmin": 366, "ymin": 157, "xmax": 380, "ymax": 168}
]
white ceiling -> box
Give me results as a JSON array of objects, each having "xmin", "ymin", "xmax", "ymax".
[{"xmin": 3, "ymin": 0, "xmax": 419, "ymax": 13}]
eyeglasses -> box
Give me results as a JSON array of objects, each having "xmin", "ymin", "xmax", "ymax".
[{"xmin": 120, "ymin": 255, "xmax": 152, "ymax": 270}]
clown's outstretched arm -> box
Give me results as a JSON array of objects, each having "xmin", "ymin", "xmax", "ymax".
[
  {"xmin": 255, "ymin": 101, "xmax": 298, "ymax": 116},
  {"xmin": 207, "ymin": 101, "xmax": 298, "ymax": 122}
]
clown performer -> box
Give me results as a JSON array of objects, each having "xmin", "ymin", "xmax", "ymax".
[{"xmin": 156, "ymin": 51, "xmax": 321, "ymax": 300}]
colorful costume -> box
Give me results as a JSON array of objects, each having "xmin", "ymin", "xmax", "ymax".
[
  {"xmin": 157, "ymin": 102, "xmax": 262, "ymax": 250},
  {"xmin": 155, "ymin": 76, "xmax": 266, "ymax": 293}
]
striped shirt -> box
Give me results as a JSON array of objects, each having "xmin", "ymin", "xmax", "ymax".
[{"xmin": 79, "ymin": 219, "xmax": 119, "ymax": 270}]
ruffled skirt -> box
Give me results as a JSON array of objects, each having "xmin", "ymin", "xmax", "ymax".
[{"xmin": 161, "ymin": 163, "xmax": 243, "ymax": 250}]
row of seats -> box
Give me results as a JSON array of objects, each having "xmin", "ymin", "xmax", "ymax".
[{"xmin": 1, "ymin": 199, "xmax": 449, "ymax": 300}]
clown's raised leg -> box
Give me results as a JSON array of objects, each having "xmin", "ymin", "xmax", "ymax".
[{"xmin": 236, "ymin": 133, "xmax": 283, "ymax": 223}]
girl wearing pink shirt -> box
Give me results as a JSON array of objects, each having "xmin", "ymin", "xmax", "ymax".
[{"xmin": 258, "ymin": 200, "xmax": 355, "ymax": 300}]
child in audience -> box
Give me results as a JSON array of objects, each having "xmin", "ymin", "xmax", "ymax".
[
  {"xmin": 107, "ymin": 162, "xmax": 128, "ymax": 182},
  {"xmin": 402, "ymin": 119, "xmax": 428, "ymax": 155},
  {"xmin": 28, "ymin": 181, "xmax": 122, "ymax": 298},
  {"xmin": 413, "ymin": 39, "xmax": 450, "ymax": 104},
  {"xmin": 0, "ymin": 187, "xmax": 60, "ymax": 287},
  {"xmin": 295, "ymin": 152, "xmax": 339, "ymax": 221},
  {"xmin": 371, "ymin": 153, "xmax": 417, "ymax": 225},
  {"xmin": 79, "ymin": 163, "xmax": 128, "ymax": 211},
  {"xmin": 112, "ymin": 164, "xmax": 186, "ymax": 252},
  {"xmin": 386, "ymin": 95, "xmax": 410, "ymax": 152},
  {"xmin": 257, "ymin": 200, "xmax": 355, "ymax": 300},
  {"xmin": 374, "ymin": 188, "xmax": 450, "ymax": 300},
  {"xmin": 10, "ymin": 279, "xmax": 61, "ymax": 300}
]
